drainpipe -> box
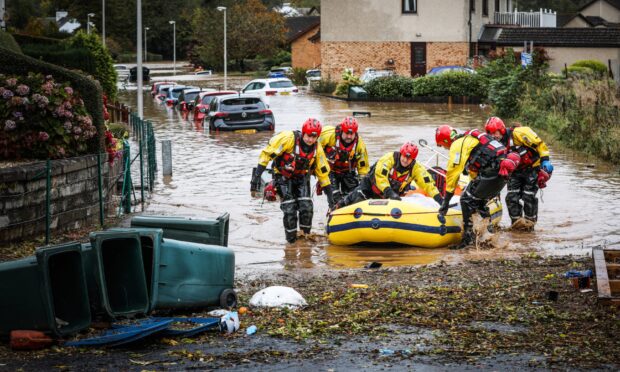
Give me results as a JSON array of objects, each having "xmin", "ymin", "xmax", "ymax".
[{"xmin": 468, "ymin": 2, "xmax": 472, "ymax": 58}]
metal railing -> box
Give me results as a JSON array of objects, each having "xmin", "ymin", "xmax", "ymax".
[{"xmin": 494, "ymin": 8, "xmax": 557, "ymax": 27}]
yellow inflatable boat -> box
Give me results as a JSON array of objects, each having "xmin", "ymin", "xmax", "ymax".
[{"xmin": 326, "ymin": 194, "xmax": 502, "ymax": 248}]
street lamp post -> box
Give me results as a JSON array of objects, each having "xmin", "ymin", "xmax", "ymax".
[
  {"xmin": 169, "ymin": 20, "xmax": 176, "ymax": 75},
  {"xmin": 217, "ymin": 6, "xmax": 227, "ymax": 90},
  {"xmin": 87, "ymin": 13, "xmax": 95, "ymax": 35},
  {"xmin": 144, "ymin": 27, "xmax": 149, "ymax": 62},
  {"xmin": 102, "ymin": 0, "xmax": 105, "ymax": 46}
]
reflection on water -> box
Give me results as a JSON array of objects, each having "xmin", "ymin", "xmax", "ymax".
[{"xmin": 118, "ymin": 84, "xmax": 620, "ymax": 270}]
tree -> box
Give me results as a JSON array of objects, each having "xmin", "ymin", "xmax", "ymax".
[{"xmin": 190, "ymin": 0, "xmax": 285, "ymax": 71}]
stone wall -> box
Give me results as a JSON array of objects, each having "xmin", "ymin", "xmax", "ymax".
[
  {"xmin": 0, "ymin": 155, "xmax": 122, "ymax": 244},
  {"xmin": 426, "ymin": 42, "xmax": 470, "ymax": 71},
  {"xmin": 321, "ymin": 41, "xmax": 410, "ymax": 82},
  {"xmin": 291, "ymin": 25, "xmax": 321, "ymax": 69}
]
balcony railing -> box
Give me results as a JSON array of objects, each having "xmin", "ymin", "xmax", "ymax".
[{"xmin": 493, "ymin": 8, "xmax": 557, "ymax": 27}]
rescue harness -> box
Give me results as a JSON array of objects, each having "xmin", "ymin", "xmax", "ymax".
[
  {"xmin": 324, "ymin": 126, "xmax": 358, "ymax": 174},
  {"xmin": 370, "ymin": 152, "xmax": 414, "ymax": 197},
  {"xmin": 274, "ymin": 131, "xmax": 316, "ymax": 178}
]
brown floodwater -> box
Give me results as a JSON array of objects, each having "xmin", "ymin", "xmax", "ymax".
[{"xmin": 118, "ymin": 79, "xmax": 620, "ymax": 270}]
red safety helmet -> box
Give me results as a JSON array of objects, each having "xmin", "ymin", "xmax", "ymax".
[
  {"xmin": 436, "ymin": 125, "xmax": 456, "ymax": 149},
  {"xmin": 339, "ymin": 116, "xmax": 358, "ymax": 134},
  {"xmin": 400, "ymin": 142, "xmax": 419, "ymax": 159},
  {"xmin": 302, "ymin": 118, "xmax": 322, "ymax": 137},
  {"xmin": 485, "ymin": 116, "xmax": 506, "ymax": 135}
]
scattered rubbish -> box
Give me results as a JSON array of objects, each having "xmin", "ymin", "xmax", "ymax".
[
  {"xmin": 238, "ymin": 307, "xmax": 248, "ymax": 315},
  {"xmin": 249, "ymin": 286, "xmax": 307, "ymax": 309},
  {"xmin": 547, "ymin": 290, "xmax": 559, "ymax": 302},
  {"xmin": 378, "ymin": 348, "xmax": 411, "ymax": 357},
  {"xmin": 208, "ymin": 309, "xmax": 231, "ymax": 317},
  {"xmin": 531, "ymin": 301, "xmax": 543, "ymax": 306},
  {"xmin": 364, "ymin": 262, "xmax": 382, "ymax": 269},
  {"xmin": 246, "ymin": 325, "xmax": 257, "ymax": 335},
  {"xmin": 580, "ymin": 288, "xmax": 594, "ymax": 293},
  {"xmin": 563, "ymin": 269, "xmax": 593, "ymax": 278},
  {"xmin": 350, "ymin": 284, "xmax": 369, "ymax": 289},
  {"xmin": 10, "ymin": 330, "xmax": 54, "ymax": 350},
  {"xmin": 379, "ymin": 348, "xmax": 395, "ymax": 356},
  {"xmin": 219, "ymin": 312, "xmax": 240, "ymax": 334},
  {"xmin": 156, "ymin": 317, "xmax": 220, "ymax": 337}
]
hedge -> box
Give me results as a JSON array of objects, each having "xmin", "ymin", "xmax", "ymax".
[
  {"xmin": 412, "ymin": 72, "xmax": 487, "ymax": 97},
  {"xmin": 0, "ymin": 46, "xmax": 105, "ymax": 153},
  {"xmin": 12, "ymin": 33, "xmax": 63, "ymax": 46},
  {"xmin": 0, "ymin": 30, "xmax": 22, "ymax": 54},
  {"xmin": 364, "ymin": 75, "xmax": 414, "ymax": 98},
  {"xmin": 22, "ymin": 44, "xmax": 97, "ymax": 76},
  {"xmin": 570, "ymin": 60, "xmax": 607, "ymax": 75}
]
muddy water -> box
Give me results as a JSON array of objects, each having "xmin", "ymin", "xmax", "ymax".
[{"xmin": 118, "ymin": 83, "xmax": 620, "ymax": 270}]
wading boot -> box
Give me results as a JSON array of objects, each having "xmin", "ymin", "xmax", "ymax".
[{"xmin": 451, "ymin": 230, "xmax": 475, "ymax": 250}]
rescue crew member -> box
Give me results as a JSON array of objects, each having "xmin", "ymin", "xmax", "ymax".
[
  {"xmin": 334, "ymin": 142, "xmax": 442, "ymax": 209},
  {"xmin": 318, "ymin": 117, "xmax": 369, "ymax": 204},
  {"xmin": 250, "ymin": 118, "xmax": 335, "ymax": 243},
  {"xmin": 435, "ymin": 125, "xmax": 521, "ymax": 249},
  {"xmin": 484, "ymin": 117, "xmax": 553, "ymax": 226}
]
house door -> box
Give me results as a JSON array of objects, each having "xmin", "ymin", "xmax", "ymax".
[{"xmin": 410, "ymin": 42, "xmax": 427, "ymax": 76}]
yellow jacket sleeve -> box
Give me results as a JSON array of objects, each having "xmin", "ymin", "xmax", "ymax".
[
  {"xmin": 445, "ymin": 136, "xmax": 479, "ymax": 193},
  {"xmin": 258, "ymin": 131, "xmax": 294, "ymax": 167},
  {"xmin": 355, "ymin": 136, "xmax": 370, "ymax": 176},
  {"xmin": 313, "ymin": 144, "xmax": 332, "ymax": 187},
  {"xmin": 512, "ymin": 127, "xmax": 550, "ymax": 165},
  {"xmin": 318, "ymin": 126, "xmax": 336, "ymax": 149},
  {"xmin": 373, "ymin": 152, "xmax": 396, "ymax": 194},
  {"xmin": 411, "ymin": 162, "xmax": 440, "ymax": 198}
]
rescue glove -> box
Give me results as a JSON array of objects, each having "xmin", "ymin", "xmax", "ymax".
[
  {"xmin": 323, "ymin": 184, "xmax": 336, "ymax": 210},
  {"xmin": 437, "ymin": 191, "xmax": 454, "ymax": 224},
  {"xmin": 537, "ymin": 169, "xmax": 550, "ymax": 189},
  {"xmin": 498, "ymin": 152, "xmax": 521, "ymax": 178},
  {"xmin": 384, "ymin": 187, "xmax": 401, "ymax": 201},
  {"xmin": 250, "ymin": 164, "xmax": 266, "ymax": 196},
  {"xmin": 433, "ymin": 194, "xmax": 443, "ymax": 206},
  {"xmin": 541, "ymin": 160, "xmax": 554, "ymax": 174}
]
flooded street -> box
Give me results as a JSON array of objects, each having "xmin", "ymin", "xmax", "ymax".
[{"xmin": 118, "ymin": 80, "xmax": 620, "ymax": 270}]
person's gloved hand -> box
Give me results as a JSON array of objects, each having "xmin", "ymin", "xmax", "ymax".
[
  {"xmin": 499, "ymin": 152, "xmax": 521, "ymax": 178},
  {"xmin": 437, "ymin": 191, "xmax": 454, "ymax": 224},
  {"xmin": 384, "ymin": 187, "xmax": 401, "ymax": 201},
  {"xmin": 250, "ymin": 164, "xmax": 266, "ymax": 197},
  {"xmin": 537, "ymin": 169, "xmax": 550, "ymax": 189},
  {"xmin": 323, "ymin": 184, "xmax": 336, "ymax": 210},
  {"xmin": 541, "ymin": 160, "xmax": 554, "ymax": 174},
  {"xmin": 433, "ymin": 194, "xmax": 443, "ymax": 206}
]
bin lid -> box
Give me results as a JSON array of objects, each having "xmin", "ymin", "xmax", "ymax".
[
  {"xmin": 65, "ymin": 318, "xmax": 173, "ymax": 347},
  {"xmin": 155, "ymin": 317, "xmax": 220, "ymax": 337}
]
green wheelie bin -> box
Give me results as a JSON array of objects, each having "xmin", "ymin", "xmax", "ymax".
[
  {"xmin": 0, "ymin": 242, "xmax": 91, "ymax": 337},
  {"xmin": 81, "ymin": 231, "xmax": 149, "ymax": 319},
  {"xmin": 130, "ymin": 214, "xmax": 230, "ymax": 247},
  {"xmin": 110, "ymin": 227, "xmax": 236, "ymax": 311}
]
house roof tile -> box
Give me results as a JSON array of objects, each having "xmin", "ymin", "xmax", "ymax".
[
  {"xmin": 480, "ymin": 27, "xmax": 620, "ymax": 47},
  {"xmin": 285, "ymin": 16, "xmax": 320, "ymax": 43}
]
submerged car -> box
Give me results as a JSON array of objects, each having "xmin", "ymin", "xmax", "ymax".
[
  {"xmin": 207, "ymin": 94, "xmax": 274, "ymax": 132},
  {"xmin": 360, "ymin": 68, "xmax": 395, "ymax": 83},
  {"xmin": 192, "ymin": 90, "xmax": 238, "ymax": 122},
  {"xmin": 241, "ymin": 78, "xmax": 298, "ymax": 96},
  {"xmin": 178, "ymin": 88, "xmax": 207, "ymax": 112},
  {"xmin": 267, "ymin": 67, "xmax": 292, "ymax": 78},
  {"xmin": 306, "ymin": 69, "xmax": 321, "ymax": 84},
  {"xmin": 427, "ymin": 66, "xmax": 475, "ymax": 76}
]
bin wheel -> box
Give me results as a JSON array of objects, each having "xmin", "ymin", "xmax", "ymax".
[{"xmin": 219, "ymin": 289, "xmax": 237, "ymax": 308}]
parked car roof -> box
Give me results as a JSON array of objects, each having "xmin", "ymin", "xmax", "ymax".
[{"xmin": 427, "ymin": 66, "xmax": 475, "ymax": 75}]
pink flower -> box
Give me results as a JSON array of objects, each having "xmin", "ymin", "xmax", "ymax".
[
  {"xmin": 16, "ymin": 84, "xmax": 29, "ymax": 96},
  {"xmin": 5, "ymin": 78, "xmax": 16, "ymax": 87},
  {"xmin": 38, "ymin": 131, "xmax": 50, "ymax": 141},
  {"xmin": 64, "ymin": 87, "xmax": 73, "ymax": 95},
  {"xmin": 4, "ymin": 120, "xmax": 16, "ymax": 130},
  {"xmin": 63, "ymin": 121, "xmax": 72, "ymax": 131}
]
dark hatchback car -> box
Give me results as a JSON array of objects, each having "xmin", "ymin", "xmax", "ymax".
[{"xmin": 207, "ymin": 94, "xmax": 274, "ymax": 132}]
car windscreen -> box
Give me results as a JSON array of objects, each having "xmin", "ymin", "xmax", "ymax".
[
  {"xmin": 220, "ymin": 98, "xmax": 265, "ymax": 111},
  {"xmin": 184, "ymin": 92, "xmax": 199, "ymax": 101},
  {"xmin": 269, "ymin": 81, "xmax": 294, "ymax": 88},
  {"xmin": 307, "ymin": 71, "xmax": 320, "ymax": 77},
  {"xmin": 171, "ymin": 89, "xmax": 185, "ymax": 98},
  {"xmin": 202, "ymin": 95, "xmax": 217, "ymax": 105}
]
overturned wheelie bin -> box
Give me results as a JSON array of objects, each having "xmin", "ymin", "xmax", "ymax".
[
  {"xmin": 111, "ymin": 227, "xmax": 237, "ymax": 311},
  {"xmin": 0, "ymin": 242, "xmax": 91, "ymax": 337},
  {"xmin": 130, "ymin": 214, "xmax": 230, "ymax": 247},
  {"xmin": 82, "ymin": 231, "xmax": 150, "ymax": 319}
]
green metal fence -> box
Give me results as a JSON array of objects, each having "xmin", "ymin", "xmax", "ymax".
[{"xmin": 0, "ymin": 116, "xmax": 157, "ymax": 245}]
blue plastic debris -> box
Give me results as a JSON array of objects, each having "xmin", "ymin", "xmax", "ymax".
[
  {"xmin": 65, "ymin": 318, "xmax": 173, "ymax": 347},
  {"xmin": 156, "ymin": 317, "xmax": 220, "ymax": 337},
  {"xmin": 246, "ymin": 325, "xmax": 257, "ymax": 335},
  {"xmin": 563, "ymin": 269, "xmax": 593, "ymax": 278},
  {"xmin": 379, "ymin": 349, "xmax": 395, "ymax": 356}
]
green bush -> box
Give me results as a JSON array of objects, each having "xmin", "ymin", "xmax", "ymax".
[
  {"xmin": 0, "ymin": 46, "xmax": 105, "ymax": 155},
  {"xmin": 67, "ymin": 32, "xmax": 117, "ymax": 100},
  {"xmin": 107, "ymin": 122, "xmax": 129, "ymax": 139},
  {"xmin": 364, "ymin": 75, "xmax": 414, "ymax": 98},
  {"xmin": 0, "ymin": 73, "xmax": 98, "ymax": 159},
  {"xmin": 291, "ymin": 67, "xmax": 307, "ymax": 86},
  {"xmin": 570, "ymin": 60, "xmax": 607, "ymax": 75},
  {"xmin": 412, "ymin": 72, "xmax": 487, "ymax": 97},
  {"xmin": 310, "ymin": 76, "xmax": 337, "ymax": 94},
  {"xmin": 0, "ymin": 31, "xmax": 22, "ymax": 54},
  {"xmin": 22, "ymin": 44, "xmax": 96, "ymax": 74},
  {"xmin": 334, "ymin": 70, "xmax": 362, "ymax": 96},
  {"xmin": 566, "ymin": 65, "xmax": 594, "ymax": 77}
]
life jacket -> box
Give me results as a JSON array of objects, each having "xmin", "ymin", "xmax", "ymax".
[
  {"xmin": 430, "ymin": 166, "xmax": 447, "ymax": 197},
  {"xmin": 274, "ymin": 131, "xmax": 316, "ymax": 179},
  {"xmin": 370, "ymin": 152, "xmax": 414, "ymax": 196},
  {"xmin": 324, "ymin": 126, "xmax": 359, "ymax": 174},
  {"xmin": 466, "ymin": 131, "xmax": 508, "ymax": 173},
  {"xmin": 504, "ymin": 128, "xmax": 539, "ymax": 170}
]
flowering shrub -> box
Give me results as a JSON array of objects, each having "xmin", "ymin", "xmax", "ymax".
[{"xmin": 0, "ymin": 73, "xmax": 97, "ymax": 159}]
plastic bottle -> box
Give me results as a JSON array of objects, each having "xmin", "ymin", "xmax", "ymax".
[
  {"xmin": 246, "ymin": 325, "xmax": 257, "ymax": 335},
  {"xmin": 563, "ymin": 269, "xmax": 593, "ymax": 278}
]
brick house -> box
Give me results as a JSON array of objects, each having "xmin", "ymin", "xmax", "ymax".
[
  {"xmin": 321, "ymin": 0, "xmax": 524, "ymax": 80},
  {"xmin": 286, "ymin": 16, "xmax": 321, "ymax": 69}
]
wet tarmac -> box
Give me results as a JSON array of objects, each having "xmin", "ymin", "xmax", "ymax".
[{"xmin": 118, "ymin": 77, "xmax": 620, "ymax": 270}]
